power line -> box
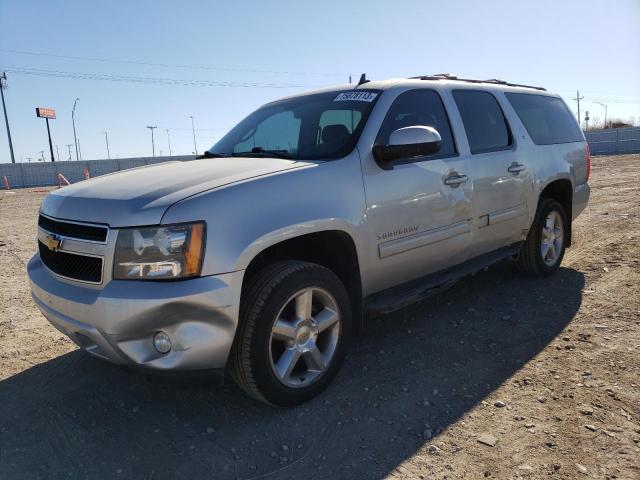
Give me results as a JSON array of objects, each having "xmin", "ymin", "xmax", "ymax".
[
  {"xmin": 0, "ymin": 48, "xmax": 343, "ymax": 77},
  {"xmin": 0, "ymin": 66, "xmax": 317, "ymax": 89}
]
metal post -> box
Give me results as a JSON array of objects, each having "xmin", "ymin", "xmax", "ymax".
[
  {"xmin": 72, "ymin": 98, "xmax": 80, "ymax": 160},
  {"xmin": 45, "ymin": 118, "xmax": 55, "ymax": 162},
  {"xmin": 573, "ymin": 90, "xmax": 584, "ymax": 129},
  {"xmin": 56, "ymin": 144, "xmax": 60, "ymax": 160},
  {"xmin": 166, "ymin": 129, "xmax": 172, "ymax": 157},
  {"xmin": 0, "ymin": 72, "xmax": 16, "ymax": 163},
  {"xmin": 104, "ymin": 131, "xmax": 111, "ymax": 159},
  {"xmin": 66, "ymin": 144, "xmax": 73, "ymax": 160},
  {"xmin": 190, "ymin": 116, "xmax": 197, "ymax": 155},
  {"xmin": 146, "ymin": 126, "xmax": 157, "ymax": 157},
  {"xmin": 39, "ymin": 150, "xmax": 45, "ymax": 162}
]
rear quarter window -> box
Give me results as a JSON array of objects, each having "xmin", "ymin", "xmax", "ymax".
[{"xmin": 505, "ymin": 93, "xmax": 584, "ymax": 145}]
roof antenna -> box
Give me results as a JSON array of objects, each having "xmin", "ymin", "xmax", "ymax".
[{"xmin": 357, "ymin": 73, "xmax": 369, "ymax": 86}]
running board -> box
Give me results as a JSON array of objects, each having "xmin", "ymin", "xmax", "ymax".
[{"xmin": 365, "ymin": 243, "xmax": 522, "ymax": 317}]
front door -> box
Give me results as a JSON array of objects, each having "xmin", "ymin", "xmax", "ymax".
[{"xmin": 359, "ymin": 89, "xmax": 473, "ymax": 295}]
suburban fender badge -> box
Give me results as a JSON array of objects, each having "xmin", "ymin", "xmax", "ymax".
[{"xmin": 43, "ymin": 234, "xmax": 63, "ymax": 252}]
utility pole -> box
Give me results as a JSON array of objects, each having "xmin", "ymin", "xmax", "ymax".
[
  {"xmin": 72, "ymin": 98, "xmax": 80, "ymax": 160},
  {"xmin": 66, "ymin": 144, "xmax": 73, "ymax": 160},
  {"xmin": 0, "ymin": 72, "xmax": 16, "ymax": 163},
  {"xmin": 146, "ymin": 126, "xmax": 157, "ymax": 157},
  {"xmin": 190, "ymin": 116, "xmax": 197, "ymax": 155},
  {"xmin": 573, "ymin": 90, "xmax": 584, "ymax": 130},
  {"xmin": 166, "ymin": 129, "xmax": 172, "ymax": 157},
  {"xmin": 39, "ymin": 150, "xmax": 45, "ymax": 162},
  {"xmin": 56, "ymin": 144, "xmax": 60, "ymax": 160},
  {"xmin": 26, "ymin": 157, "xmax": 32, "ymax": 163},
  {"xmin": 104, "ymin": 131, "xmax": 111, "ymax": 159}
]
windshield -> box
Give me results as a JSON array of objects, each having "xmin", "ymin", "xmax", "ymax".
[{"xmin": 208, "ymin": 90, "xmax": 381, "ymax": 160}]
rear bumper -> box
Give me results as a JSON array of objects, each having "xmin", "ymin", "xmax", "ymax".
[
  {"xmin": 573, "ymin": 182, "xmax": 590, "ymax": 220},
  {"xmin": 28, "ymin": 254, "xmax": 242, "ymax": 371}
]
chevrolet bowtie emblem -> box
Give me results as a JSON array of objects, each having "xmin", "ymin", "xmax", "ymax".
[{"xmin": 44, "ymin": 234, "xmax": 63, "ymax": 252}]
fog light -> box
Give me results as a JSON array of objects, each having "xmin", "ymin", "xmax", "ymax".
[{"xmin": 153, "ymin": 331, "xmax": 172, "ymax": 354}]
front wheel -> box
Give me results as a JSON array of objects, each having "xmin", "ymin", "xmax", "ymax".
[
  {"xmin": 517, "ymin": 198, "xmax": 568, "ymax": 276},
  {"xmin": 228, "ymin": 261, "xmax": 351, "ymax": 406}
]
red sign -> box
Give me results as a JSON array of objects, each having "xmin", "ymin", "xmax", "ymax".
[{"xmin": 36, "ymin": 107, "xmax": 56, "ymax": 119}]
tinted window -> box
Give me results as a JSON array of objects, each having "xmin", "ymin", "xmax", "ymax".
[
  {"xmin": 376, "ymin": 89, "xmax": 456, "ymax": 158},
  {"xmin": 505, "ymin": 93, "xmax": 583, "ymax": 145},
  {"xmin": 453, "ymin": 90, "xmax": 512, "ymax": 154}
]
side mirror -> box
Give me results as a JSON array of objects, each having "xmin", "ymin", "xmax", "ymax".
[{"xmin": 373, "ymin": 126, "xmax": 442, "ymax": 166}]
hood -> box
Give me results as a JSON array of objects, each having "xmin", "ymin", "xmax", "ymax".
[{"xmin": 40, "ymin": 157, "xmax": 309, "ymax": 227}]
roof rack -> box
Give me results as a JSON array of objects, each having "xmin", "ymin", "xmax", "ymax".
[{"xmin": 409, "ymin": 73, "xmax": 546, "ymax": 91}]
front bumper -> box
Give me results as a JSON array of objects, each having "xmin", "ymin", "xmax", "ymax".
[{"xmin": 28, "ymin": 254, "xmax": 242, "ymax": 371}]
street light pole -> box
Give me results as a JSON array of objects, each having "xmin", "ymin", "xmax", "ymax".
[
  {"xmin": 72, "ymin": 98, "xmax": 80, "ymax": 160},
  {"xmin": 0, "ymin": 72, "xmax": 16, "ymax": 163},
  {"xmin": 146, "ymin": 126, "xmax": 157, "ymax": 157},
  {"xmin": 190, "ymin": 116, "xmax": 198, "ymax": 155},
  {"xmin": 104, "ymin": 131, "xmax": 111, "ymax": 159},
  {"xmin": 166, "ymin": 129, "xmax": 172, "ymax": 157},
  {"xmin": 593, "ymin": 101, "xmax": 608, "ymax": 129}
]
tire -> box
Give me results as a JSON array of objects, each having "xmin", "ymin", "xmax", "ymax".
[
  {"xmin": 517, "ymin": 198, "xmax": 568, "ymax": 276},
  {"xmin": 228, "ymin": 260, "xmax": 352, "ymax": 406}
]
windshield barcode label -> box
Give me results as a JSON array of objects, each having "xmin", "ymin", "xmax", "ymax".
[{"xmin": 334, "ymin": 92, "xmax": 378, "ymax": 102}]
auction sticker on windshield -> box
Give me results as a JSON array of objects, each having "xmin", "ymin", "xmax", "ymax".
[{"xmin": 334, "ymin": 92, "xmax": 378, "ymax": 102}]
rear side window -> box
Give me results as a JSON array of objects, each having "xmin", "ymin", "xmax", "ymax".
[
  {"xmin": 376, "ymin": 89, "xmax": 456, "ymax": 158},
  {"xmin": 453, "ymin": 90, "xmax": 512, "ymax": 154},
  {"xmin": 505, "ymin": 93, "xmax": 583, "ymax": 145}
]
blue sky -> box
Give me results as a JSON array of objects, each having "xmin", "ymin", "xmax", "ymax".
[{"xmin": 0, "ymin": 0, "xmax": 639, "ymax": 162}]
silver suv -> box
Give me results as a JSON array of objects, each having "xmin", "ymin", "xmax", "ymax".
[{"xmin": 28, "ymin": 75, "xmax": 590, "ymax": 405}]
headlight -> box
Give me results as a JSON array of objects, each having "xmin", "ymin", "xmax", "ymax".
[{"xmin": 113, "ymin": 222, "xmax": 205, "ymax": 280}]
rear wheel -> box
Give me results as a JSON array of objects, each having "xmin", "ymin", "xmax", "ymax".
[
  {"xmin": 228, "ymin": 261, "xmax": 351, "ymax": 406},
  {"xmin": 517, "ymin": 198, "xmax": 568, "ymax": 276}
]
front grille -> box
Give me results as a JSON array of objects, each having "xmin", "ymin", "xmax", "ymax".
[
  {"xmin": 38, "ymin": 215, "xmax": 108, "ymax": 242},
  {"xmin": 38, "ymin": 241, "xmax": 103, "ymax": 283}
]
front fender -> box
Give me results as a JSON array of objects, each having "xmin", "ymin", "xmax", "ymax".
[{"xmin": 160, "ymin": 152, "xmax": 367, "ymax": 276}]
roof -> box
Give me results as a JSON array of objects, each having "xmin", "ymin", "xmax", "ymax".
[{"xmin": 272, "ymin": 74, "xmax": 557, "ymax": 103}]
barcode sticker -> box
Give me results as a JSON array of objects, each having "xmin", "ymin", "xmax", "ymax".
[{"xmin": 334, "ymin": 92, "xmax": 378, "ymax": 102}]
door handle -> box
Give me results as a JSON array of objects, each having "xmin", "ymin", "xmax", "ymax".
[
  {"xmin": 443, "ymin": 173, "xmax": 468, "ymax": 187},
  {"xmin": 507, "ymin": 163, "xmax": 526, "ymax": 175}
]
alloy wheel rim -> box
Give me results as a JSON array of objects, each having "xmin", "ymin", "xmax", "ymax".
[
  {"xmin": 268, "ymin": 287, "xmax": 341, "ymax": 388},
  {"xmin": 541, "ymin": 210, "xmax": 564, "ymax": 267}
]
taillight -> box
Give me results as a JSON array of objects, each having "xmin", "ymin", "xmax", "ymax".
[{"xmin": 585, "ymin": 143, "xmax": 591, "ymax": 181}]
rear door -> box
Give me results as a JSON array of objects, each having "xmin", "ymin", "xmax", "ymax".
[{"xmin": 451, "ymin": 89, "xmax": 532, "ymax": 257}]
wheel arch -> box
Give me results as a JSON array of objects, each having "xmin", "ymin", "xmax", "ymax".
[
  {"xmin": 239, "ymin": 227, "xmax": 364, "ymax": 335},
  {"xmin": 538, "ymin": 178, "xmax": 573, "ymax": 247}
]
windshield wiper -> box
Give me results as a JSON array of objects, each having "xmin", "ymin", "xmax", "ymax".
[
  {"xmin": 234, "ymin": 147, "xmax": 291, "ymax": 159},
  {"xmin": 197, "ymin": 151, "xmax": 231, "ymax": 159}
]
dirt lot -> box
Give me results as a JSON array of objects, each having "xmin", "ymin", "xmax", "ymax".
[{"xmin": 1, "ymin": 154, "xmax": 638, "ymax": 480}]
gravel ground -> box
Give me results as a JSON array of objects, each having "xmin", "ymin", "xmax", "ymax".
[{"xmin": 0, "ymin": 154, "xmax": 638, "ymax": 480}]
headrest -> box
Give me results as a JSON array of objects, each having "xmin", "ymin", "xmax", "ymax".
[{"xmin": 321, "ymin": 124, "xmax": 350, "ymax": 144}]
